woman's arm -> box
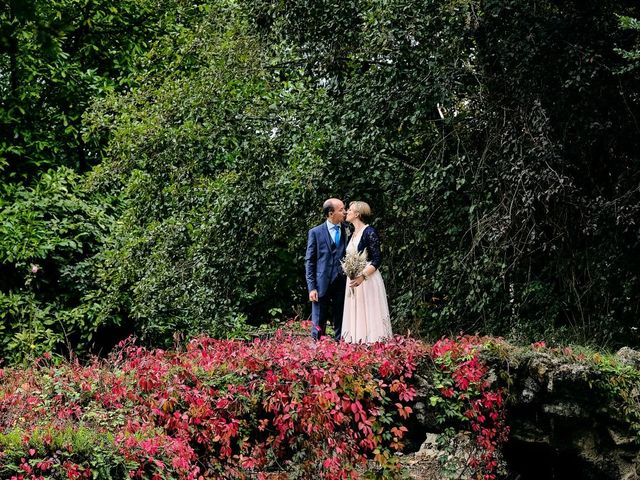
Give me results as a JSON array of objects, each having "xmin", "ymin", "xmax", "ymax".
[{"xmin": 363, "ymin": 226, "xmax": 382, "ymax": 269}]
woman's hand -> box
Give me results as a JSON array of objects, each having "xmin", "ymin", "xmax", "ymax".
[{"xmin": 349, "ymin": 275, "xmax": 365, "ymax": 288}]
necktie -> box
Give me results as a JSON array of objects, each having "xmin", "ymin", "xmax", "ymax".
[{"xmin": 333, "ymin": 225, "xmax": 340, "ymax": 245}]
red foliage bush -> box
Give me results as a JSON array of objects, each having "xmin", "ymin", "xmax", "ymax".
[
  {"xmin": 430, "ymin": 336, "xmax": 510, "ymax": 479},
  {"xmin": 0, "ymin": 330, "xmax": 424, "ymax": 479}
]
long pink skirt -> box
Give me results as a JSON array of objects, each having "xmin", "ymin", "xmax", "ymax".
[{"xmin": 341, "ymin": 269, "xmax": 392, "ymax": 343}]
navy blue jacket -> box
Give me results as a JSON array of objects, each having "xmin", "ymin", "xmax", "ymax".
[
  {"xmin": 305, "ymin": 222, "xmax": 348, "ymax": 297},
  {"xmin": 354, "ymin": 225, "xmax": 382, "ymax": 269}
]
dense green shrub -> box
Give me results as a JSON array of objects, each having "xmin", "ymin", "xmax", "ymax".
[
  {"xmin": 239, "ymin": 0, "xmax": 640, "ymax": 345},
  {"xmin": 83, "ymin": 1, "xmax": 336, "ymax": 346},
  {"xmin": 0, "ymin": 167, "xmax": 119, "ymax": 361},
  {"xmin": 78, "ymin": 0, "xmax": 640, "ymax": 349}
]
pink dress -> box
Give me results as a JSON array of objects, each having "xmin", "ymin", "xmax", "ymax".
[{"xmin": 341, "ymin": 226, "xmax": 392, "ymax": 343}]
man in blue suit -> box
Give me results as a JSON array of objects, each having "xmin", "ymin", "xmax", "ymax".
[{"xmin": 305, "ymin": 198, "xmax": 349, "ymax": 340}]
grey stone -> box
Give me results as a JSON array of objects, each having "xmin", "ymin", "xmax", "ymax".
[
  {"xmin": 410, "ymin": 347, "xmax": 640, "ymax": 479},
  {"xmin": 608, "ymin": 427, "xmax": 637, "ymax": 446},
  {"xmin": 617, "ymin": 347, "xmax": 640, "ymax": 369},
  {"xmin": 520, "ymin": 376, "xmax": 540, "ymax": 403},
  {"xmin": 542, "ymin": 401, "xmax": 585, "ymax": 417}
]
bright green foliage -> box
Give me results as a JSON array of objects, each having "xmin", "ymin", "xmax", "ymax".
[
  {"xmin": 617, "ymin": 15, "xmax": 640, "ymax": 70},
  {"xmin": 0, "ymin": 167, "xmax": 119, "ymax": 361},
  {"xmin": 0, "ymin": 0, "xmax": 172, "ymax": 181},
  {"xmin": 84, "ymin": 1, "xmax": 335, "ymax": 346},
  {"xmin": 2, "ymin": 0, "xmax": 640, "ymax": 357},
  {"xmin": 0, "ymin": 427, "xmax": 128, "ymax": 479},
  {"xmin": 0, "ymin": 0, "xmax": 185, "ymax": 359}
]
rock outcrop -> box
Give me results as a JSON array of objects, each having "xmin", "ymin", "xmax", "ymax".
[{"xmin": 409, "ymin": 344, "xmax": 640, "ymax": 479}]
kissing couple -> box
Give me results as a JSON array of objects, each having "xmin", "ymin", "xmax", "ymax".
[{"xmin": 304, "ymin": 198, "xmax": 393, "ymax": 343}]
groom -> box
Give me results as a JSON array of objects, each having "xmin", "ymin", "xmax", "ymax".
[{"xmin": 305, "ymin": 198, "xmax": 349, "ymax": 340}]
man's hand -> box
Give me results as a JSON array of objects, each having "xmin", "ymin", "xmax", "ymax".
[{"xmin": 309, "ymin": 290, "xmax": 318, "ymax": 302}]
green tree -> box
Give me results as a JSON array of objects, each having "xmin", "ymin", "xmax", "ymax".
[
  {"xmin": 84, "ymin": 0, "xmax": 334, "ymax": 346},
  {"xmin": 0, "ymin": 0, "xmax": 170, "ymax": 181},
  {"xmin": 617, "ymin": 15, "xmax": 640, "ymax": 71},
  {"xmin": 238, "ymin": 0, "xmax": 640, "ymax": 345},
  {"xmin": 0, "ymin": 0, "xmax": 190, "ymax": 360},
  {"xmin": 5, "ymin": 0, "xmax": 639, "ymax": 357},
  {"xmin": 86, "ymin": 0, "xmax": 640, "ymax": 348}
]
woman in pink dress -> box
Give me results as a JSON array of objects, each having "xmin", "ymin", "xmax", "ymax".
[{"xmin": 341, "ymin": 201, "xmax": 392, "ymax": 343}]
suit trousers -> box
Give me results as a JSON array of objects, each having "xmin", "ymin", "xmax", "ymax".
[{"xmin": 311, "ymin": 275, "xmax": 346, "ymax": 341}]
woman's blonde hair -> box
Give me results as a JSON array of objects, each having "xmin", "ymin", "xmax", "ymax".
[{"xmin": 349, "ymin": 201, "xmax": 372, "ymax": 222}]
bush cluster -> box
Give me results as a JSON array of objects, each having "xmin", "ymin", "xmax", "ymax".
[
  {"xmin": 429, "ymin": 336, "xmax": 510, "ymax": 479},
  {"xmin": 0, "ymin": 168, "xmax": 120, "ymax": 361},
  {"xmin": 0, "ymin": 328, "xmax": 423, "ymax": 479}
]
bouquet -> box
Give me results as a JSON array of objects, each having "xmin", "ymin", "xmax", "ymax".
[{"xmin": 341, "ymin": 249, "xmax": 368, "ymax": 297}]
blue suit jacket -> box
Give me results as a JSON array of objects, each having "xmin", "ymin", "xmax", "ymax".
[{"xmin": 305, "ymin": 222, "xmax": 348, "ymax": 297}]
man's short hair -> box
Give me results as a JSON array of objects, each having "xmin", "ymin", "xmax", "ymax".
[{"xmin": 323, "ymin": 199, "xmax": 335, "ymax": 218}]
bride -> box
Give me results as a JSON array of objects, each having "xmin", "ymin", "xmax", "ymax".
[{"xmin": 341, "ymin": 201, "xmax": 392, "ymax": 343}]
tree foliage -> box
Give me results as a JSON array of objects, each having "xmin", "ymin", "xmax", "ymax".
[
  {"xmin": 2, "ymin": 0, "xmax": 640, "ymax": 358},
  {"xmin": 238, "ymin": 0, "xmax": 640, "ymax": 345},
  {"xmin": 618, "ymin": 15, "xmax": 640, "ymax": 71},
  {"xmin": 87, "ymin": 0, "xmax": 640, "ymax": 348},
  {"xmin": 84, "ymin": 1, "xmax": 335, "ymax": 346},
  {"xmin": 0, "ymin": 0, "xmax": 185, "ymax": 359},
  {"xmin": 0, "ymin": 0, "xmax": 172, "ymax": 181}
]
